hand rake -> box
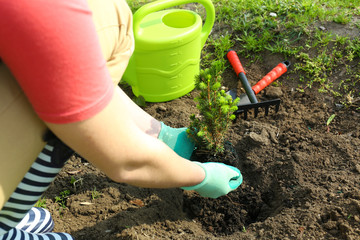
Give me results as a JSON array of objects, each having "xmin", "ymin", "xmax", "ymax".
[{"xmin": 226, "ymin": 50, "xmax": 290, "ymax": 120}]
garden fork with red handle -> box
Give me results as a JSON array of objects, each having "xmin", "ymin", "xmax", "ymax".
[{"xmin": 226, "ymin": 50, "xmax": 290, "ymax": 119}]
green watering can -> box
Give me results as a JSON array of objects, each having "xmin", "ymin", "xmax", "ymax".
[{"xmin": 122, "ymin": 0, "xmax": 215, "ymax": 102}]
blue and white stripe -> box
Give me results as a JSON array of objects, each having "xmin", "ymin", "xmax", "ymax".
[
  {"xmin": 0, "ymin": 141, "xmax": 73, "ymax": 239},
  {"xmin": 16, "ymin": 207, "xmax": 54, "ymax": 234},
  {"xmin": 1, "ymin": 228, "xmax": 73, "ymax": 240}
]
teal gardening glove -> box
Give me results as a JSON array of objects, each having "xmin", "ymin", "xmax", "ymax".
[
  {"xmin": 181, "ymin": 162, "xmax": 243, "ymax": 199},
  {"xmin": 158, "ymin": 122, "xmax": 195, "ymax": 159},
  {"xmin": 158, "ymin": 122, "xmax": 242, "ymax": 198}
]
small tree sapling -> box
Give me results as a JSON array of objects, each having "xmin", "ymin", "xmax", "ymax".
[{"xmin": 187, "ymin": 61, "xmax": 240, "ymax": 154}]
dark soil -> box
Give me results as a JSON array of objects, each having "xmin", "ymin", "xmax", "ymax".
[{"xmin": 42, "ymin": 21, "xmax": 360, "ymax": 240}]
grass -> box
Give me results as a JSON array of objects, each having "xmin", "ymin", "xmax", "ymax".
[
  {"xmin": 210, "ymin": 0, "xmax": 360, "ymax": 103},
  {"xmin": 91, "ymin": 187, "xmax": 101, "ymax": 200},
  {"xmin": 34, "ymin": 197, "xmax": 47, "ymax": 208},
  {"xmin": 55, "ymin": 190, "xmax": 71, "ymax": 215},
  {"xmin": 127, "ymin": 0, "xmax": 360, "ymax": 106}
]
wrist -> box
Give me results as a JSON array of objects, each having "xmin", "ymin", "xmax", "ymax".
[
  {"xmin": 158, "ymin": 122, "xmax": 195, "ymax": 159},
  {"xmin": 157, "ymin": 122, "xmax": 169, "ymax": 139}
]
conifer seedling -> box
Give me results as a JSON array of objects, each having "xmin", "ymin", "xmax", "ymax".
[{"xmin": 187, "ymin": 62, "xmax": 240, "ymax": 154}]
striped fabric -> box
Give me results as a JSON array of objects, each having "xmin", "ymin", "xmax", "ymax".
[
  {"xmin": 1, "ymin": 228, "xmax": 73, "ymax": 240},
  {"xmin": 16, "ymin": 207, "xmax": 54, "ymax": 234},
  {"xmin": 0, "ymin": 137, "xmax": 75, "ymax": 239}
]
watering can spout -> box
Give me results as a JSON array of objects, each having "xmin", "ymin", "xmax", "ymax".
[{"xmin": 122, "ymin": 0, "xmax": 215, "ymax": 102}]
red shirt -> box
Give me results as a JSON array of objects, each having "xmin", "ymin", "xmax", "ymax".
[{"xmin": 0, "ymin": 0, "xmax": 114, "ymax": 124}]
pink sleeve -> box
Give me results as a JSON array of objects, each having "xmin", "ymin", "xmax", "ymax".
[{"xmin": 0, "ymin": 0, "xmax": 114, "ymax": 124}]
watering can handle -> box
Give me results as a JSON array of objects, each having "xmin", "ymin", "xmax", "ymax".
[{"xmin": 133, "ymin": 0, "xmax": 215, "ymax": 47}]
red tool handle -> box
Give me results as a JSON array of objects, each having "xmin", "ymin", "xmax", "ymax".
[
  {"xmin": 227, "ymin": 50, "xmax": 258, "ymax": 103},
  {"xmin": 226, "ymin": 50, "xmax": 245, "ymax": 75},
  {"xmin": 252, "ymin": 61, "xmax": 290, "ymax": 94}
]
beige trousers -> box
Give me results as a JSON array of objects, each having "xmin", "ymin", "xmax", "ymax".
[{"xmin": 0, "ymin": 0, "xmax": 134, "ymax": 209}]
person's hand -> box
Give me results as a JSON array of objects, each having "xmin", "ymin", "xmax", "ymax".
[
  {"xmin": 157, "ymin": 122, "xmax": 195, "ymax": 159},
  {"xmin": 181, "ymin": 162, "xmax": 242, "ymax": 198}
]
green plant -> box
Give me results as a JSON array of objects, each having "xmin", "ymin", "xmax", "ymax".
[
  {"xmin": 346, "ymin": 38, "xmax": 360, "ymax": 58},
  {"xmin": 333, "ymin": 11, "xmax": 352, "ymax": 24},
  {"xmin": 91, "ymin": 187, "xmax": 101, "ymax": 200},
  {"xmin": 70, "ymin": 176, "xmax": 83, "ymax": 191},
  {"xmin": 127, "ymin": 0, "xmax": 152, "ymax": 12},
  {"xmin": 132, "ymin": 95, "xmax": 147, "ymax": 107},
  {"xmin": 202, "ymin": 34, "xmax": 234, "ymax": 69},
  {"xmin": 326, "ymin": 114, "xmax": 336, "ymax": 132},
  {"xmin": 187, "ymin": 62, "xmax": 239, "ymax": 154},
  {"xmin": 34, "ymin": 197, "xmax": 47, "ymax": 208},
  {"xmin": 55, "ymin": 190, "xmax": 71, "ymax": 213}
]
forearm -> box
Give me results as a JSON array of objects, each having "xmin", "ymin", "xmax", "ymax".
[
  {"xmin": 46, "ymin": 87, "xmax": 205, "ymax": 188},
  {"xmin": 113, "ymin": 135, "xmax": 204, "ymax": 188},
  {"xmin": 117, "ymin": 87, "xmax": 161, "ymax": 138}
]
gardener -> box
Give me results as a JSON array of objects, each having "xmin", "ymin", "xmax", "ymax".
[{"xmin": 0, "ymin": 0, "xmax": 243, "ymax": 239}]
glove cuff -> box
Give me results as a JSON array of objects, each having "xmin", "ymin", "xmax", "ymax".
[
  {"xmin": 157, "ymin": 122, "xmax": 170, "ymax": 141},
  {"xmin": 158, "ymin": 122, "xmax": 195, "ymax": 159},
  {"xmin": 181, "ymin": 162, "xmax": 207, "ymax": 191}
]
